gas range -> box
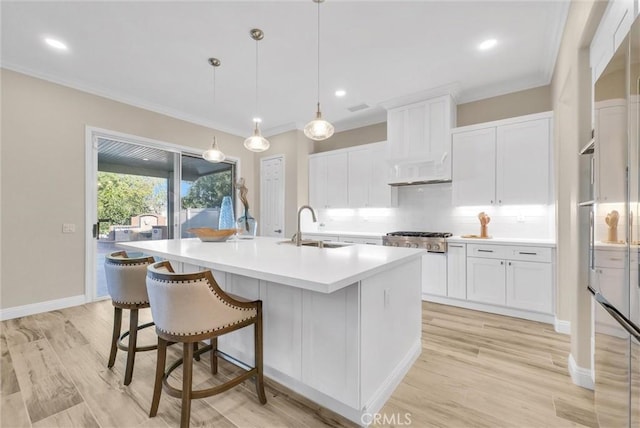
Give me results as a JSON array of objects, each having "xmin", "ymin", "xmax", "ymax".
[{"xmin": 382, "ymin": 231, "xmax": 453, "ymax": 253}]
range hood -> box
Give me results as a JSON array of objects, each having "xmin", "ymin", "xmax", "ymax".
[
  {"xmin": 386, "ymin": 152, "xmax": 451, "ymax": 186},
  {"xmin": 388, "ymin": 178, "xmax": 452, "ymax": 187}
]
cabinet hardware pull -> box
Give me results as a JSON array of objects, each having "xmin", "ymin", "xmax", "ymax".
[
  {"xmin": 609, "ymin": 257, "xmax": 622, "ymax": 261},
  {"xmin": 519, "ymin": 252, "xmax": 537, "ymax": 255},
  {"xmin": 449, "ymin": 244, "xmax": 464, "ymax": 248},
  {"xmin": 508, "ymin": 261, "xmax": 512, "ymax": 266},
  {"xmin": 477, "ymin": 249, "xmax": 493, "ymax": 253},
  {"xmin": 500, "ymin": 261, "xmax": 504, "ymax": 265}
]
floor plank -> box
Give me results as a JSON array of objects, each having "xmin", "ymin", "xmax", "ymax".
[{"xmin": 0, "ymin": 300, "xmax": 598, "ymax": 427}]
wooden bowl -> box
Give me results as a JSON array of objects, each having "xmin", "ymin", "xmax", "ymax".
[{"xmin": 187, "ymin": 228, "xmax": 236, "ymax": 242}]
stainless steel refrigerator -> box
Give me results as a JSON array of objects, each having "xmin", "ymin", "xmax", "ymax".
[{"xmin": 586, "ymin": 14, "xmax": 640, "ymax": 428}]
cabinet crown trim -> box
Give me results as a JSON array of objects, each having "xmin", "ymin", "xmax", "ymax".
[{"xmin": 452, "ymin": 111, "xmax": 553, "ymax": 134}]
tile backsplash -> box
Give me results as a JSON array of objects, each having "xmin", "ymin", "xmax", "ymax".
[{"xmin": 307, "ymin": 182, "xmax": 555, "ymax": 239}]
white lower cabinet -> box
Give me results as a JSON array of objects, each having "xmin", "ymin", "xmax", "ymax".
[
  {"xmin": 422, "ymin": 253, "xmax": 447, "ymax": 296},
  {"xmin": 506, "ymin": 260, "xmax": 553, "ymax": 313},
  {"xmin": 466, "ymin": 257, "xmax": 506, "ymax": 305},
  {"xmin": 431, "ymin": 241, "xmax": 555, "ymax": 322},
  {"xmin": 446, "ymin": 243, "xmax": 466, "ymax": 299}
]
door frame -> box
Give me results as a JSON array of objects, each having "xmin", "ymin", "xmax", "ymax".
[
  {"xmin": 84, "ymin": 126, "xmax": 241, "ymax": 302},
  {"xmin": 260, "ymin": 154, "xmax": 285, "ymax": 238}
]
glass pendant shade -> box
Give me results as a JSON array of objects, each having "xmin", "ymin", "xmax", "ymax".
[
  {"xmin": 244, "ymin": 122, "xmax": 270, "ymax": 152},
  {"xmin": 304, "ymin": 105, "xmax": 334, "ymax": 141},
  {"xmin": 202, "ymin": 137, "xmax": 225, "ymax": 162}
]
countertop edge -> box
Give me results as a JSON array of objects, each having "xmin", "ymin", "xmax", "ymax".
[
  {"xmin": 117, "ymin": 240, "xmax": 423, "ymax": 294},
  {"xmin": 447, "ymin": 237, "xmax": 557, "ymax": 247}
]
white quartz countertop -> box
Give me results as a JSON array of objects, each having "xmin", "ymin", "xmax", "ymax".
[
  {"xmin": 447, "ymin": 236, "xmax": 556, "ymax": 247},
  {"xmin": 118, "ymin": 237, "xmax": 423, "ymax": 294}
]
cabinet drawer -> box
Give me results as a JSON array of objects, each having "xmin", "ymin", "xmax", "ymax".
[
  {"xmin": 504, "ymin": 246, "xmax": 552, "ymax": 263},
  {"xmin": 594, "ymin": 248, "xmax": 626, "ymax": 269},
  {"xmin": 303, "ymin": 234, "xmax": 339, "ymax": 242},
  {"xmin": 467, "ymin": 244, "xmax": 508, "ymax": 259},
  {"xmin": 339, "ymin": 237, "xmax": 382, "ymax": 245}
]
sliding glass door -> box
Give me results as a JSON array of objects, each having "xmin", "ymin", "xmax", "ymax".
[{"xmin": 88, "ymin": 131, "xmax": 236, "ymax": 301}]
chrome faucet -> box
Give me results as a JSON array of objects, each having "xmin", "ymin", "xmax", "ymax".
[{"xmin": 296, "ymin": 205, "xmax": 317, "ymax": 246}]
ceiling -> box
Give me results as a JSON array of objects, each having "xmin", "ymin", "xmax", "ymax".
[{"xmin": 1, "ymin": 1, "xmax": 570, "ymax": 138}]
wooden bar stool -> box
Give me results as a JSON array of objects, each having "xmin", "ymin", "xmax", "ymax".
[
  {"xmin": 145, "ymin": 261, "xmax": 267, "ymax": 428},
  {"xmin": 104, "ymin": 250, "xmax": 157, "ymax": 385}
]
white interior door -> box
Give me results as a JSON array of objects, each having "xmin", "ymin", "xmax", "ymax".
[{"xmin": 260, "ymin": 155, "xmax": 285, "ymax": 238}]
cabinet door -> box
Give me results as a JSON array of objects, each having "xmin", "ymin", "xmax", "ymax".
[
  {"xmin": 387, "ymin": 108, "xmax": 407, "ymax": 160},
  {"xmin": 466, "ymin": 257, "xmax": 505, "ymax": 305},
  {"xmin": 406, "ymin": 103, "xmax": 429, "ymax": 159},
  {"xmin": 506, "ymin": 260, "xmax": 553, "ymax": 313},
  {"xmin": 347, "ymin": 148, "xmax": 370, "ymax": 208},
  {"xmin": 596, "ymin": 104, "xmax": 627, "ymax": 203},
  {"xmin": 452, "ymin": 128, "xmax": 496, "ymax": 205},
  {"xmin": 425, "ymin": 97, "xmax": 449, "ymax": 160},
  {"xmin": 308, "ymin": 155, "xmax": 327, "ymax": 208},
  {"xmin": 325, "ymin": 152, "xmax": 348, "ymax": 208},
  {"xmin": 496, "ymin": 118, "xmax": 550, "ymax": 205},
  {"xmin": 446, "ymin": 244, "xmax": 467, "ymax": 299},
  {"xmin": 369, "ymin": 142, "xmax": 393, "ymax": 207},
  {"xmin": 422, "ymin": 253, "xmax": 447, "ymax": 297}
]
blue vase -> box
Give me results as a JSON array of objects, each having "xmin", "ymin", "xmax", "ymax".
[{"xmin": 218, "ymin": 196, "xmax": 235, "ymax": 230}]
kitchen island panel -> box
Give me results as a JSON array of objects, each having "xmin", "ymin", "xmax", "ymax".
[
  {"xmin": 301, "ymin": 283, "xmax": 360, "ymax": 409},
  {"xmin": 261, "ymin": 281, "xmax": 303, "ymax": 381},
  {"xmin": 361, "ymin": 258, "xmax": 422, "ymax": 410}
]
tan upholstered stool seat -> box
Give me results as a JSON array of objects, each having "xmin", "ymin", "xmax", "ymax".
[
  {"xmin": 146, "ymin": 261, "xmax": 266, "ymax": 428},
  {"xmin": 104, "ymin": 251, "xmax": 157, "ymax": 385}
]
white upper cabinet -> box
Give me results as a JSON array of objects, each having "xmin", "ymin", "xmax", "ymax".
[
  {"xmin": 595, "ymin": 101, "xmax": 627, "ymax": 203},
  {"xmin": 452, "ymin": 127, "xmax": 496, "ymax": 205},
  {"xmin": 309, "ymin": 152, "xmax": 347, "ymax": 209},
  {"xmin": 452, "ymin": 112, "xmax": 552, "ymax": 206},
  {"xmin": 496, "ymin": 118, "xmax": 550, "ymax": 205},
  {"xmin": 347, "ymin": 148, "xmax": 371, "ymax": 208},
  {"xmin": 386, "ymin": 95, "xmax": 456, "ymax": 184},
  {"xmin": 309, "ymin": 142, "xmax": 395, "ymax": 209}
]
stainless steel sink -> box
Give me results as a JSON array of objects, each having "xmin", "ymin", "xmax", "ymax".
[{"xmin": 278, "ymin": 239, "xmax": 352, "ymax": 249}]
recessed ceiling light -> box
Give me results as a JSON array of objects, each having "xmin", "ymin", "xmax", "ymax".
[
  {"xmin": 478, "ymin": 39, "xmax": 497, "ymax": 51},
  {"xmin": 44, "ymin": 37, "xmax": 68, "ymax": 51},
  {"xmin": 335, "ymin": 89, "xmax": 346, "ymax": 97}
]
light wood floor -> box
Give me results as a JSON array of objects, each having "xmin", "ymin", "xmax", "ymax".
[{"xmin": 1, "ymin": 301, "xmax": 598, "ymax": 427}]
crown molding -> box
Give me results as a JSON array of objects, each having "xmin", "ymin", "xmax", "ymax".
[
  {"xmin": 1, "ymin": 63, "xmax": 248, "ymax": 138},
  {"xmin": 379, "ymin": 82, "xmax": 462, "ymax": 110}
]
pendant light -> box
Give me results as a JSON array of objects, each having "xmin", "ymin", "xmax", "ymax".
[
  {"xmin": 244, "ymin": 28, "xmax": 270, "ymax": 152},
  {"xmin": 304, "ymin": 0, "xmax": 334, "ymax": 141},
  {"xmin": 202, "ymin": 57, "xmax": 226, "ymax": 163}
]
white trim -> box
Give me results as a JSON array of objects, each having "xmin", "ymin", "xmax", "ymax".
[
  {"xmin": 423, "ymin": 294, "xmax": 555, "ymax": 325},
  {"xmin": 541, "ymin": 1, "xmax": 571, "ymax": 84},
  {"xmin": 2, "ymin": 62, "xmax": 247, "ymax": 138},
  {"xmin": 1, "ymin": 295, "xmax": 86, "ymax": 321},
  {"xmin": 451, "ymin": 111, "xmax": 554, "ymax": 134},
  {"xmin": 362, "ymin": 339, "xmax": 422, "ymax": 415},
  {"xmin": 554, "ymin": 317, "xmax": 571, "ymax": 335},
  {"xmin": 568, "ymin": 353, "xmax": 594, "ymax": 390}
]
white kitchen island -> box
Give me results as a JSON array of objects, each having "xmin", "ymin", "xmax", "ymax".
[{"xmin": 118, "ymin": 237, "xmax": 423, "ymax": 425}]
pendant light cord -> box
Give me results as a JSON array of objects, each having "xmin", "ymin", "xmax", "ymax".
[
  {"xmin": 255, "ymin": 37, "xmax": 259, "ymax": 120},
  {"xmin": 316, "ymin": 0, "xmax": 321, "ymax": 110}
]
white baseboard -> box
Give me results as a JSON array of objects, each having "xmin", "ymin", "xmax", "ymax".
[
  {"xmin": 423, "ymin": 294, "xmax": 555, "ymax": 324},
  {"xmin": 0, "ymin": 295, "xmax": 87, "ymax": 321},
  {"xmin": 554, "ymin": 317, "xmax": 571, "ymax": 335},
  {"xmin": 568, "ymin": 353, "xmax": 594, "ymax": 390}
]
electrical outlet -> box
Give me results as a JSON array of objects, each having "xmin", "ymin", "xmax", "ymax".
[
  {"xmin": 517, "ymin": 215, "xmax": 525, "ymax": 223},
  {"xmin": 62, "ymin": 223, "xmax": 76, "ymax": 233}
]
